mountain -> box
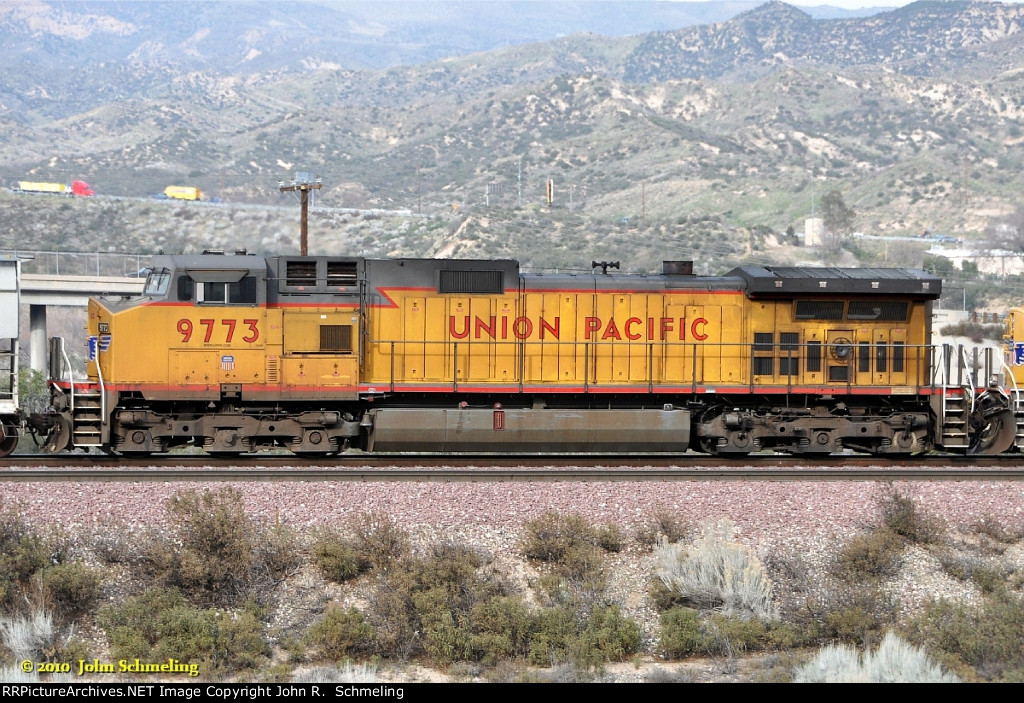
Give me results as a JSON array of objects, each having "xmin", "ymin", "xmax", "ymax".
[
  {"xmin": 0, "ymin": 0, "xmax": 763, "ymax": 119},
  {"xmin": 0, "ymin": 0, "xmax": 905, "ymax": 120},
  {"xmin": 622, "ymin": 1, "xmax": 1024, "ymax": 82},
  {"xmin": 1, "ymin": 1, "xmax": 1022, "ymax": 277}
]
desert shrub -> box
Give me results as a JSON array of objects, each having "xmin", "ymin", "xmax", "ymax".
[
  {"xmin": 291, "ymin": 663, "xmax": 378, "ymax": 683},
  {"xmin": 654, "ymin": 519, "xmax": 775, "ymax": 620},
  {"xmin": 649, "ymin": 574, "xmax": 688, "ymax": 611},
  {"xmin": 346, "ymin": 512, "xmax": 409, "ymax": 570},
  {"xmin": 904, "ymin": 590, "xmax": 1024, "ymax": 681},
  {"xmin": 468, "ymin": 596, "xmax": 533, "ymax": 665},
  {"xmin": 794, "ymin": 632, "xmax": 959, "ymax": 683},
  {"xmin": 137, "ymin": 488, "xmax": 300, "ymax": 607},
  {"xmin": 311, "ymin": 528, "xmax": 370, "ymax": 583},
  {"xmin": 936, "ymin": 550, "xmax": 1012, "ymax": 593},
  {"xmin": 659, "ymin": 607, "xmax": 704, "ymax": 658},
  {"xmin": 575, "ymin": 604, "xmax": 641, "ymax": 663},
  {"xmin": 0, "ymin": 610, "xmax": 57, "ymax": 661},
  {"xmin": 833, "ymin": 529, "xmax": 905, "ymax": 582},
  {"xmin": 528, "ymin": 603, "xmax": 640, "ymax": 670},
  {"xmin": 364, "ymin": 582, "xmax": 418, "ymax": 662},
  {"xmin": 970, "ymin": 516, "xmax": 1023, "ymax": 555},
  {"xmin": 485, "ymin": 659, "xmax": 547, "ymax": 683},
  {"xmin": 367, "ymin": 539, "xmax": 515, "ymax": 665},
  {"xmin": 88, "ymin": 525, "xmax": 136, "ymax": 564},
  {"xmin": 877, "ymin": 485, "xmax": 946, "ymax": 545},
  {"xmin": 644, "ymin": 667, "xmax": 694, "ymax": 683},
  {"xmin": 98, "ymin": 586, "xmax": 269, "ymax": 676},
  {"xmin": 0, "ymin": 506, "xmax": 54, "ymax": 610},
  {"xmin": 528, "ymin": 606, "xmax": 577, "ymax": 665},
  {"xmin": 659, "ymin": 607, "xmax": 804, "ymax": 660},
  {"xmin": 210, "ymin": 608, "xmax": 269, "ymax": 672},
  {"xmin": 594, "ymin": 524, "xmax": 623, "ymax": 553},
  {"xmin": 521, "ymin": 513, "xmax": 614, "ymax": 611},
  {"xmin": 635, "ymin": 509, "xmax": 691, "ymax": 547},
  {"xmin": 34, "ymin": 563, "xmax": 102, "ymax": 619},
  {"xmin": 534, "ymin": 661, "xmax": 601, "ymax": 683},
  {"xmin": 310, "ymin": 513, "xmax": 408, "ymax": 583},
  {"xmin": 0, "ymin": 608, "xmax": 88, "ymax": 675},
  {"xmin": 536, "ymin": 541, "xmax": 609, "ymax": 609},
  {"xmin": 304, "ymin": 606, "xmax": 374, "ymax": 661},
  {"xmin": 752, "ymin": 652, "xmax": 802, "ymax": 683},
  {"xmin": 764, "ymin": 542, "xmax": 900, "ymax": 647},
  {"xmin": 0, "ymin": 663, "xmax": 42, "ymax": 683},
  {"xmin": 702, "ymin": 612, "xmax": 804, "ymax": 656},
  {"xmin": 521, "ymin": 512, "xmax": 619, "ymax": 563}
]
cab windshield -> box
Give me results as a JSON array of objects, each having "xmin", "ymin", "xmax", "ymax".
[{"xmin": 143, "ymin": 268, "xmax": 171, "ymax": 297}]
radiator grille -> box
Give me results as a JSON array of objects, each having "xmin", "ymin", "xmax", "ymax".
[{"xmin": 321, "ymin": 325, "xmax": 353, "ymax": 352}]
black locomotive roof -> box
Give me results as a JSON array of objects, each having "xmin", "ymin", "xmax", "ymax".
[
  {"xmin": 730, "ymin": 265, "xmax": 942, "ymax": 299},
  {"xmin": 145, "ymin": 254, "xmax": 941, "ymax": 300}
]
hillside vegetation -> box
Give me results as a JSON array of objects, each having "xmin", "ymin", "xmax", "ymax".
[{"xmin": 1, "ymin": 1, "xmax": 1023, "ymax": 271}]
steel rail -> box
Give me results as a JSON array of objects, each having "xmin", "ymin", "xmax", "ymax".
[
  {"xmin": 7, "ymin": 451, "xmax": 1024, "ymax": 469},
  {"xmin": 3, "ymin": 468, "xmax": 1024, "ymax": 483}
]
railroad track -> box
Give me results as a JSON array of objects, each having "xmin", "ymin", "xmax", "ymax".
[{"xmin": 4, "ymin": 452, "xmax": 1024, "ymax": 482}]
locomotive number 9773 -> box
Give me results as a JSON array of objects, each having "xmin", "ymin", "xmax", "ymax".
[{"xmin": 19, "ymin": 253, "xmax": 1021, "ymax": 459}]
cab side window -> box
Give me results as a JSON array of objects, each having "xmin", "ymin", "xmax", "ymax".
[
  {"xmin": 177, "ymin": 276, "xmax": 257, "ymax": 304},
  {"xmin": 177, "ymin": 276, "xmax": 194, "ymax": 301}
]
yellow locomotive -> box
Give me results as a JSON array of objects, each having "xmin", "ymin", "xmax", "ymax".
[{"xmin": 35, "ymin": 253, "xmax": 1017, "ymax": 457}]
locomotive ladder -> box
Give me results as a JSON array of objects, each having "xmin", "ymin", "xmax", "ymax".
[
  {"xmin": 51, "ymin": 336, "xmax": 105, "ymax": 449},
  {"xmin": 70, "ymin": 386, "xmax": 104, "ymax": 448},
  {"xmin": 934, "ymin": 344, "xmax": 973, "ymax": 449}
]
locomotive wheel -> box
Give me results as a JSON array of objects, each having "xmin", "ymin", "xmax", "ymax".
[
  {"xmin": 968, "ymin": 407, "xmax": 1017, "ymax": 455},
  {"xmin": 0, "ymin": 419, "xmax": 18, "ymax": 458}
]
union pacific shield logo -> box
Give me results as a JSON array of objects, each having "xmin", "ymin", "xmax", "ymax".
[{"xmin": 87, "ymin": 334, "xmax": 112, "ymax": 360}]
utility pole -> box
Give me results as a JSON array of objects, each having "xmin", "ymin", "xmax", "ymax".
[{"xmin": 278, "ymin": 172, "xmax": 322, "ymax": 256}]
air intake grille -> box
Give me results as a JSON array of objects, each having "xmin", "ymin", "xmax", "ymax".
[
  {"xmin": 795, "ymin": 300, "xmax": 844, "ymax": 320},
  {"xmin": 847, "ymin": 301, "xmax": 909, "ymax": 321},
  {"xmin": 327, "ymin": 262, "xmax": 358, "ymax": 286},
  {"xmin": 286, "ymin": 261, "xmax": 317, "ymax": 287},
  {"xmin": 439, "ymin": 270, "xmax": 504, "ymax": 294}
]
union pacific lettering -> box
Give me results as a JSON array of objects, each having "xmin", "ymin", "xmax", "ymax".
[{"xmin": 449, "ymin": 315, "xmax": 709, "ymax": 341}]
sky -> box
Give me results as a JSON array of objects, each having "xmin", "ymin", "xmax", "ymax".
[{"xmin": 790, "ymin": 0, "xmax": 1022, "ymax": 7}]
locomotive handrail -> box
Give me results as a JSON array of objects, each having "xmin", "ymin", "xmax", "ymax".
[
  {"xmin": 95, "ymin": 340, "xmax": 106, "ymax": 425},
  {"xmin": 999, "ymin": 356, "xmax": 1021, "ymax": 408},
  {"xmin": 959, "ymin": 344, "xmax": 977, "ymax": 416},
  {"xmin": 365, "ymin": 337, "xmax": 934, "ymax": 393},
  {"xmin": 57, "ymin": 337, "xmax": 75, "ymax": 415}
]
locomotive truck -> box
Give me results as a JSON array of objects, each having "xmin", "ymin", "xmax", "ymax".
[{"xmin": 28, "ymin": 252, "xmax": 1019, "ymax": 458}]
